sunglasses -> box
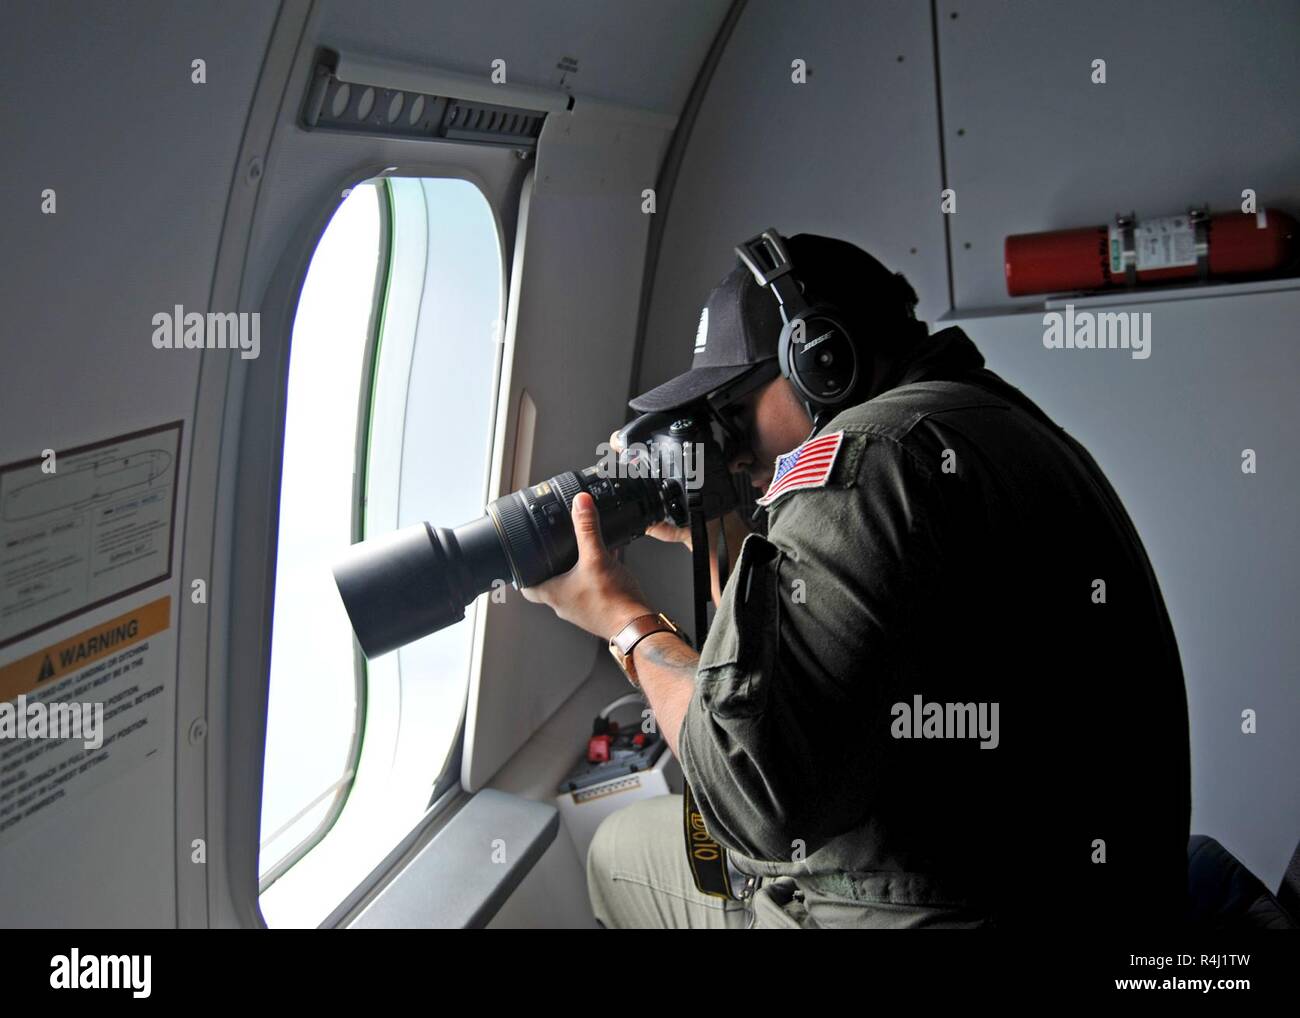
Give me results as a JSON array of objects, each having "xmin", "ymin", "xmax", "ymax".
[{"xmin": 703, "ymin": 358, "xmax": 783, "ymax": 456}]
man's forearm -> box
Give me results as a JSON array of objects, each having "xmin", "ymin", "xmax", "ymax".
[
  {"xmin": 631, "ymin": 630, "xmax": 699, "ymax": 759},
  {"xmin": 637, "ymin": 511, "xmax": 748, "ymax": 752}
]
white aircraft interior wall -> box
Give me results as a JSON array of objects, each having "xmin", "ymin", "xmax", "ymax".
[
  {"xmin": 1, "ymin": 0, "xmax": 1295, "ymax": 932},
  {"xmin": 0, "ymin": 0, "xmax": 278, "ymax": 928},
  {"xmin": 0, "ymin": 0, "xmax": 729, "ymax": 927},
  {"xmin": 632, "ymin": 0, "xmax": 1300, "ymax": 889}
]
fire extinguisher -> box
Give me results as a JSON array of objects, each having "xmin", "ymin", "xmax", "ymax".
[{"xmin": 1005, "ymin": 206, "xmax": 1299, "ymax": 297}]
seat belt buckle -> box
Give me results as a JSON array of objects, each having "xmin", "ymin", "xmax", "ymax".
[{"xmin": 729, "ymin": 861, "xmax": 760, "ymax": 901}]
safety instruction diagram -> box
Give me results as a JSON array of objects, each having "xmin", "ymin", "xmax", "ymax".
[{"xmin": 0, "ymin": 421, "xmax": 182, "ymax": 648}]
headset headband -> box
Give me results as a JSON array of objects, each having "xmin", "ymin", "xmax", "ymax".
[
  {"xmin": 735, "ymin": 230, "xmax": 809, "ymax": 326},
  {"xmin": 735, "ymin": 228, "xmax": 861, "ymax": 426}
]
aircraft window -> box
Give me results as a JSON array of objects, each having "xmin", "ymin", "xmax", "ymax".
[
  {"xmin": 259, "ymin": 182, "xmax": 383, "ymax": 884},
  {"xmin": 259, "ymin": 176, "xmax": 504, "ymax": 926}
]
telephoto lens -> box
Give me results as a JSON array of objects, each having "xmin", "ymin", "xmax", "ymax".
[{"xmin": 332, "ymin": 411, "xmax": 739, "ymax": 658}]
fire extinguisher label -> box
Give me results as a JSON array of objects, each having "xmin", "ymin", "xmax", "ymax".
[{"xmin": 1108, "ymin": 215, "xmax": 1198, "ymax": 273}]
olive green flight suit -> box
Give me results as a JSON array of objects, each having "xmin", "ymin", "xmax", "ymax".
[{"xmin": 589, "ymin": 326, "xmax": 1191, "ymax": 929}]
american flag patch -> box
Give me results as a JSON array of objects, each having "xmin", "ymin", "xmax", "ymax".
[{"xmin": 756, "ymin": 431, "xmax": 845, "ymax": 507}]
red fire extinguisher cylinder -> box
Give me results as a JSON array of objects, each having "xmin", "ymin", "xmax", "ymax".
[{"xmin": 1005, "ymin": 208, "xmax": 1299, "ymax": 297}]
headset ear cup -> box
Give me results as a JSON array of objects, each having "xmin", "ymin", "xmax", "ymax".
[
  {"xmin": 784, "ymin": 308, "xmax": 859, "ymax": 409},
  {"xmin": 777, "ymin": 317, "xmax": 796, "ymax": 393},
  {"xmin": 779, "ymin": 313, "xmax": 817, "ymax": 406}
]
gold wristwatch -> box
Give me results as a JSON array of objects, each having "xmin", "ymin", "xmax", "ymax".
[{"xmin": 608, "ymin": 612, "xmax": 683, "ymax": 688}]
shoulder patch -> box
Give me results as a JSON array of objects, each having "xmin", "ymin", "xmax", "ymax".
[{"xmin": 756, "ymin": 430, "xmax": 845, "ymax": 507}]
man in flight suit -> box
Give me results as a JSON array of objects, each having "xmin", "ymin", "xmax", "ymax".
[{"xmin": 523, "ymin": 232, "xmax": 1192, "ymax": 928}]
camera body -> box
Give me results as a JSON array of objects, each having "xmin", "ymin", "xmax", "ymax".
[{"xmin": 333, "ymin": 409, "xmax": 742, "ymax": 658}]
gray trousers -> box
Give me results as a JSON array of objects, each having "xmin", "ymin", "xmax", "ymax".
[
  {"xmin": 586, "ymin": 794, "xmax": 993, "ymax": 929},
  {"xmin": 586, "ymin": 793, "xmax": 805, "ymax": 929}
]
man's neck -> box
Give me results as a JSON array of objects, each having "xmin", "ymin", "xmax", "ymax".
[{"xmin": 867, "ymin": 353, "xmax": 901, "ymax": 400}]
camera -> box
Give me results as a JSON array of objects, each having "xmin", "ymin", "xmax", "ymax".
[{"xmin": 332, "ymin": 409, "xmax": 743, "ymax": 658}]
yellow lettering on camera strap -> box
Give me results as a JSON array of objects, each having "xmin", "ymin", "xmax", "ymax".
[{"xmin": 682, "ymin": 781, "xmax": 739, "ymax": 899}]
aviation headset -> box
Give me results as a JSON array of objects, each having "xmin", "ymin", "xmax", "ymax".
[{"xmin": 734, "ymin": 228, "xmax": 921, "ymax": 429}]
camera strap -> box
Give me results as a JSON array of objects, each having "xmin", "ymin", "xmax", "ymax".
[
  {"xmin": 689, "ymin": 513, "xmax": 710, "ymax": 660},
  {"xmin": 680, "ymin": 510, "xmax": 748, "ymax": 900}
]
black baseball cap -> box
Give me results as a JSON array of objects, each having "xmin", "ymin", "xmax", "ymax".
[{"xmin": 629, "ymin": 232, "xmax": 915, "ymax": 413}]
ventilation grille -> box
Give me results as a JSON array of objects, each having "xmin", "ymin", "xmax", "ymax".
[{"xmin": 302, "ymin": 54, "xmax": 549, "ymax": 149}]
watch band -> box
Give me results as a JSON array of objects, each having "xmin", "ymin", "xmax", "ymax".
[{"xmin": 608, "ymin": 612, "xmax": 681, "ymax": 687}]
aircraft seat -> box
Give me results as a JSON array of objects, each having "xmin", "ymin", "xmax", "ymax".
[{"xmin": 1185, "ymin": 835, "xmax": 1298, "ymax": 929}]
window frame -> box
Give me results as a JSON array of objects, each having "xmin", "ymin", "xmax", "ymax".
[
  {"xmin": 254, "ymin": 167, "xmax": 515, "ymax": 926},
  {"xmin": 257, "ymin": 179, "xmax": 390, "ymax": 889}
]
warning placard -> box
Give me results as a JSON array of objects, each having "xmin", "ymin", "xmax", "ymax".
[
  {"xmin": 0, "ymin": 597, "xmax": 170, "ymax": 846},
  {"xmin": 0, "ymin": 597, "xmax": 170, "ymax": 701},
  {"xmin": 0, "ymin": 421, "xmax": 182, "ymax": 648}
]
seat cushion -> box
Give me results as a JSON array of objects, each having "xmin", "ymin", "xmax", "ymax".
[{"xmin": 1186, "ymin": 835, "xmax": 1296, "ymax": 929}]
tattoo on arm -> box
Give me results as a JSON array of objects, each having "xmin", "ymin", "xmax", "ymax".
[{"xmin": 637, "ymin": 633, "xmax": 699, "ymax": 679}]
